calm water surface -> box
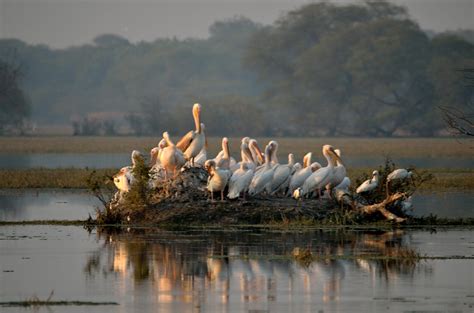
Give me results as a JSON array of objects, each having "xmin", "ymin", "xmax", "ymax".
[
  {"xmin": 0, "ymin": 226, "xmax": 473, "ymax": 313},
  {"xmin": 1, "ymin": 153, "xmax": 473, "ymax": 169},
  {"xmin": 1, "ymin": 190, "xmax": 473, "ymax": 221},
  {"xmin": 0, "ymin": 190, "xmax": 473, "ymax": 312}
]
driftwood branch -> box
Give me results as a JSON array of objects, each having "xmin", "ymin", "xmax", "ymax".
[
  {"xmin": 357, "ymin": 192, "xmax": 406, "ymax": 222},
  {"xmin": 337, "ymin": 191, "xmax": 406, "ymax": 223}
]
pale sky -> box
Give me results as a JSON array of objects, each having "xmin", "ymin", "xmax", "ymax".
[{"xmin": 1, "ymin": 0, "xmax": 473, "ymax": 49}]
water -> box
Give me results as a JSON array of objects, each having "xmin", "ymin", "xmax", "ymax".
[
  {"xmin": 0, "ymin": 190, "xmax": 100, "ymax": 221},
  {"xmin": 1, "ymin": 190, "xmax": 473, "ymax": 222},
  {"xmin": 0, "ymin": 190, "xmax": 473, "ymax": 312},
  {"xmin": 1, "ymin": 153, "xmax": 473, "ymax": 169},
  {"xmin": 0, "ymin": 226, "xmax": 473, "ymax": 313}
]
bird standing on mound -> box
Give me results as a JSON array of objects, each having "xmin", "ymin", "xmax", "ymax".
[
  {"xmin": 205, "ymin": 159, "xmax": 232, "ymax": 201},
  {"xmin": 228, "ymin": 162, "xmax": 254, "ymax": 200},
  {"xmin": 293, "ymin": 145, "xmax": 341, "ymax": 199},
  {"xmin": 176, "ymin": 103, "xmax": 205, "ymax": 167},
  {"xmin": 160, "ymin": 132, "xmax": 186, "ymax": 179},
  {"xmin": 356, "ymin": 170, "xmax": 379, "ymax": 194},
  {"xmin": 386, "ymin": 168, "xmax": 413, "ymax": 196}
]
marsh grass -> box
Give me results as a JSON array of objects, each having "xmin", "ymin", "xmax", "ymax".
[
  {"xmin": 1, "ymin": 136, "xmax": 473, "ymax": 158},
  {"xmin": 0, "ymin": 168, "xmax": 117, "ymax": 188}
]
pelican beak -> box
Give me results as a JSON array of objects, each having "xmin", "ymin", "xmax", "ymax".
[{"xmin": 330, "ymin": 147, "xmax": 342, "ymax": 164}]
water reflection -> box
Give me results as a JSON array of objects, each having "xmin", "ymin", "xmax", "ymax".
[{"xmin": 84, "ymin": 228, "xmax": 426, "ymax": 310}]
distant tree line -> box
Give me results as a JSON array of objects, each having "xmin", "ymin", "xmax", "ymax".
[
  {"xmin": 0, "ymin": 51, "xmax": 30, "ymax": 134},
  {"xmin": 0, "ymin": 1, "xmax": 473, "ymax": 137}
]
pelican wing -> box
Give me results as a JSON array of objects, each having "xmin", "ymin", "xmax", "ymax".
[
  {"xmin": 228, "ymin": 169, "xmax": 253, "ymax": 199},
  {"xmin": 176, "ymin": 130, "xmax": 195, "ymax": 152},
  {"xmin": 356, "ymin": 179, "xmax": 374, "ymax": 193}
]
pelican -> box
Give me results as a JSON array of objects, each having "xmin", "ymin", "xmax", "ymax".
[
  {"xmin": 113, "ymin": 150, "xmax": 142, "ymax": 194},
  {"xmin": 327, "ymin": 148, "xmax": 347, "ymax": 194},
  {"xmin": 248, "ymin": 142, "xmax": 276, "ymax": 196},
  {"xmin": 176, "ymin": 103, "xmax": 205, "ymax": 166},
  {"xmin": 268, "ymin": 153, "xmax": 295, "ymax": 195},
  {"xmin": 288, "ymin": 152, "xmax": 321, "ymax": 196},
  {"xmin": 228, "ymin": 162, "xmax": 254, "ymax": 199},
  {"xmin": 356, "ymin": 170, "xmax": 379, "ymax": 194},
  {"xmin": 160, "ymin": 132, "xmax": 186, "ymax": 178},
  {"xmin": 335, "ymin": 177, "xmax": 351, "ymax": 191},
  {"xmin": 231, "ymin": 138, "xmax": 256, "ymax": 172},
  {"xmin": 150, "ymin": 139, "xmax": 167, "ymax": 168},
  {"xmin": 188, "ymin": 123, "xmax": 208, "ymax": 167},
  {"xmin": 216, "ymin": 137, "xmax": 231, "ymax": 170},
  {"xmin": 293, "ymin": 145, "xmax": 341, "ymax": 199},
  {"xmin": 386, "ymin": 168, "xmax": 413, "ymax": 196},
  {"xmin": 249, "ymin": 139, "xmax": 265, "ymax": 166},
  {"xmin": 205, "ymin": 159, "xmax": 232, "ymax": 201}
]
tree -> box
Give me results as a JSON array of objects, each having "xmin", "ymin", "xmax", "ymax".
[
  {"xmin": 440, "ymin": 68, "xmax": 474, "ymax": 136},
  {"xmin": 0, "ymin": 52, "xmax": 30, "ymax": 134}
]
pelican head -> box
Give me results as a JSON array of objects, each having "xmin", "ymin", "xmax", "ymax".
[
  {"xmin": 293, "ymin": 163, "xmax": 302, "ymax": 172},
  {"xmin": 241, "ymin": 137, "xmax": 250, "ymax": 145},
  {"xmin": 158, "ymin": 138, "xmax": 167, "ymax": 149},
  {"xmin": 204, "ymin": 159, "xmax": 216, "ymax": 172},
  {"xmin": 193, "ymin": 103, "xmax": 202, "ymax": 133},
  {"xmin": 193, "ymin": 103, "xmax": 202, "ymax": 114},
  {"xmin": 131, "ymin": 150, "xmax": 143, "ymax": 166},
  {"xmin": 150, "ymin": 147, "xmax": 159, "ymax": 165},
  {"xmin": 269, "ymin": 140, "xmax": 278, "ymax": 152},
  {"xmin": 310, "ymin": 162, "xmax": 322, "ymax": 172},
  {"xmin": 288, "ymin": 153, "xmax": 295, "ymax": 165},
  {"xmin": 323, "ymin": 144, "xmax": 342, "ymax": 165},
  {"xmin": 372, "ymin": 170, "xmax": 379, "ymax": 177}
]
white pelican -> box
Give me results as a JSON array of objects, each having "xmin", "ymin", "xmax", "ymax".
[
  {"xmin": 335, "ymin": 177, "xmax": 351, "ymax": 191},
  {"xmin": 231, "ymin": 138, "xmax": 256, "ymax": 172},
  {"xmin": 188, "ymin": 123, "xmax": 208, "ymax": 167},
  {"xmin": 160, "ymin": 132, "xmax": 186, "ymax": 178},
  {"xmin": 288, "ymin": 162, "xmax": 322, "ymax": 196},
  {"xmin": 386, "ymin": 168, "xmax": 413, "ymax": 196},
  {"xmin": 293, "ymin": 145, "xmax": 341, "ymax": 199},
  {"xmin": 248, "ymin": 142, "xmax": 276, "ymax": 196},
  {"xmin": 113, "ymin": 150, "xmax": 142, "ymax": 194},
  {"xmin": 328, "ymin": 148, "xmax": 347, "ymax": 192},
  {"xmin": 176, "ymin": 103, "xmax": 205, "ymax": 166},
  {"xmin": 356, "ymin": 170, "xmax": 379, "ymax": 194},
  {"xmin": 288, "ymin": 152, "xmax": 320, "ymax": 196},
  {"xmin": 205, "ymin": 159, "xmax": 232, "ymax": 201},
  {"xmin": 268, "ymin": 153, "xmax": 295, "ymax": 195},
  {"xmin": 216, "ymin": 137, "xmax": 231, "ymax": 170},
  {"xmin": 249, "ymin": 139, "xmax": 265, "ymax": 166},
  {"xmin": 150, "ymin": 139, "xmax": 167, "ymax": 168},
  {"xmin": 228, "ymin": 162, "xmax": 254, "ymax": 199}
]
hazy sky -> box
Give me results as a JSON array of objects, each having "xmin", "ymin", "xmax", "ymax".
[{"xmin": 1, "ymin": 0, "xmax": 473, "ymax": 49}]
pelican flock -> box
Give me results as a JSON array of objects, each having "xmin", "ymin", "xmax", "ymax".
[{"xmin": 113, "ymin": 103, "xmax": 414, "ymax": 203}]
